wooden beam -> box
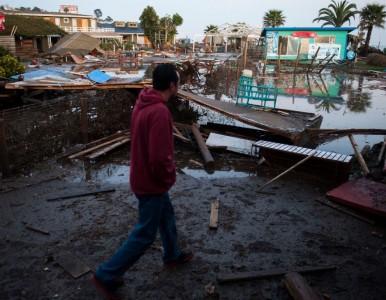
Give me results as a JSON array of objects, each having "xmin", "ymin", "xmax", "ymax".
[
  {"xmin": 191, "ymin": 123, "xmax": 215, "ymax": 168},
  {"xmin": 348, "ymin": 134, "xmax": 370, "ymax": 176},
  {"xmin": 377, "ymin": 137, "xmax": 386, "ymax": 164},
  {"xmin": 283, "ymin": 272, "xmax": 320, "ymax": 300}
]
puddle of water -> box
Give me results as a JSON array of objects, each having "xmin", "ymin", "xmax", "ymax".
[
  {"xmin": 272, "ymin": 75, "xmax": 386, "ymax": 154},
  {"xmin": 199, "ymin": 71, "xmax": 385, "ymax": 155},
  {"xmin": 64, "ymin": 71, "xmax": 385, "ymax": 183},
  {"xmin": 180, "ymin": 167, "xmax": 255, "ymax": 179}
]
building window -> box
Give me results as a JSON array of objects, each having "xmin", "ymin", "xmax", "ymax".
[
  {"xmin": 279, "ymin": 36, "xmax": 299, "ymax": 55},
  {"xmin": 127, "ymin": 22, "xmax": 138, "ymax": 28},
  {"xmin": 63, "ymin": 18, "xmax": 69, "ymax": 23},
  {"xmin": 315, "ymin": 36, "xmax": 335, "ymax": 44}
]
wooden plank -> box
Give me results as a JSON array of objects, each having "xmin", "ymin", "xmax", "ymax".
[
  {"xmin": 217, "ymin": 265, "xmax": 336, "ymax": 284},
  {"xmin": 68, "ymin": 136, "xmax": 128, "ymax": 159},
  {"xmin": 209, "ymin": 198, "xmax": 220, "ymax": 230},
  {"xmin": 55, "ymin": 253, "xmax": 91, "ymax": 279},
  {"xmin": 283, "ymin": 272, "xmax": 320, "ymax": 300},
  {"xmin": 46, "ymin": 187, "xmax": 116, "ymax": 201},
  {"xmin": 25, "ymin": 224, "xmax": 50, "ymax": 235}
]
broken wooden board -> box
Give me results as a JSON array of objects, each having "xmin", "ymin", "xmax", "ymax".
[
  {"xmin": 209, "ymin": 198, "xmax": 219, "ymax": 230},
  {"xmin": 217, "ymin": 265, "xmax": 336, "ymax": 284},
  {"xmin": 326, "ymin": 178, "xmax": 386, "ymax": 218},
  {"xmin": 46, "ymin": 186, "xmax": 116, "ymax": 201},
  {"xmin": 55, "ymin": 252, "xmax": 91, "ymax": 278},
  {"xmin": 206, "ymin": 133, "xmax": 254, "ymax": 155}
]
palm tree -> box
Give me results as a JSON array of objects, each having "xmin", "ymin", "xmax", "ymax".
[
  {"xmin": 313, "ymin": 0, "xmax": 358, "ymax": 27},
  {"xmin": 204, "ymin": 25, "xmax": 218, "ymax": 49},
  {"xmin": 359, "ymin": 3, "xmax": 386, "ymax": 56},
  {"xmin": 204, "ymin": 24, "xmax": 218, "ymax": 34},
  {"xmin": 263, "ymin": 10, "xmax": 286, "ymax": 27}
]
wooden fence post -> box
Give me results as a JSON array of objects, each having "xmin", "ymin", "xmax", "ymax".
[{"xmin": 0, "ymin": 119, "xmax": 11, "ymax": 178}]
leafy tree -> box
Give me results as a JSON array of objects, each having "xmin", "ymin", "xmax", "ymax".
[
  {"xmin": 359, "ymin": 3, "xmax": 386, "ymax": 56},
  {"xmin": 140, "ymin": 6, "xmax": 160, "ymax": 48},
  {"xmin": 263, "ymin": 9, "xmax": 286, "ymax": 27},
  {"xmin": 159, "ymin": 13, "xmax": 183, "ymax": 45},
  {"xmin": 32, "ymin": 7, "xmax": 41, "ymax": 12},
  {"xmin": 17, "ymin": 7, "xmax": 31, "ymax": 11},
  {"xmin": 313, "ymin": 0, "xmax": 358, "ymax": 27}
]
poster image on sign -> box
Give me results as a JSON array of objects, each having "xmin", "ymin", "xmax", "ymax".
[{"xmin": 308, "ymin": 43, "xmax": 341, "ymax": 59}]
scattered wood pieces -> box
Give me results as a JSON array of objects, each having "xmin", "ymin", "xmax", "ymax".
[
  {"xmin": 85, "ymin": 138, "xmax": 130, "ymax": 159},
  {"xmin": 68, "ymin": 135, "xmax": 128, "ymax": 159},
  {"xmin": 209, "ymin": 198, "xmax": 220, "ymax": 230},
  {"xmin": 283, "ymin": 272, "xmax": 321, "ymax": 300},
  {"xmin": 55, "ymin": 252, "xmax": 91, "ymax": 279},
  {"xmin": 46, "ymin": 186, "xmax": 116, "ymax": 201},
  {"xmin": 25, "ymin": 224, "xmax": 50, "ymax": 235}
]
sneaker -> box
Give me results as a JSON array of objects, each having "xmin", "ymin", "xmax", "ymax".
[
  {"xmin": 164, "ymin": 251, "xmax": 194, "ymax": 269},
  {"xmin": 91, "ymin": 274, "xmax": 122, "ymax": 300}
]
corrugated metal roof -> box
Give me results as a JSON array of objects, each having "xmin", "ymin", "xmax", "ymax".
[{"xmin": 261, "ymin": 27, "xmax": 357, "ymax": 37}]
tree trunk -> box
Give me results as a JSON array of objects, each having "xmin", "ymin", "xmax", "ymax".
[{"xmin": 364, "ymin": 26, "xmax": 373, "ymax": 56}]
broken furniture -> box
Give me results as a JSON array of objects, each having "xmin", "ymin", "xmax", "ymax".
[
  {"xmin": 236, "ymin": 75, "xmax": 278, "ymax": 109},
  {"xmin": 252, "ymin": 140, "xmax": 352, "ymax": 184}
]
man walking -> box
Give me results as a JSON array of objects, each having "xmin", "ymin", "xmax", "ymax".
[{"xmin": 92, "ymin": 64, "xmax": 193, "ymax": 300}]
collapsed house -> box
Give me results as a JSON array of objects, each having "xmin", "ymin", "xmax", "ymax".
[{"xmin": 41, "ymin": 32, "xmax": 105, "ymax": 60}]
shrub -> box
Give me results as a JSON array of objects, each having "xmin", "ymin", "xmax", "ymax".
[
  {"xmin": 0, "ymin": 54, "xmax": 26, "ymax": 78},
  {"xmin": 0, "ymin": 45, "xmax": 12, "ymax": 57}
]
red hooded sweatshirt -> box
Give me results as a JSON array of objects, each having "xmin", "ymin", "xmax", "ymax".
[{"xmin": 129, "ymin": 87, "xmax": 176, "ymax": 195}]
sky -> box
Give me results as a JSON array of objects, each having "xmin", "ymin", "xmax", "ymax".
[{"xmin": 4, "ymin": 0, "xmax": 386, "ymax": 48}]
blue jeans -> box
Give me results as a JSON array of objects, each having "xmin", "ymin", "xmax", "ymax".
[{"xmin": 95, "ymin": 192, "xmax": 180, "ymax": 282}]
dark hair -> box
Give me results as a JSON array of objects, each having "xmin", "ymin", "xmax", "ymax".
[{"xmin": 152, "ymin": 63, "xmax": 179, "ymax": 91}]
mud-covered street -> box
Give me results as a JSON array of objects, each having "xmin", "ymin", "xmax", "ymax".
[{"xmin": 1, "ymin": 143, "xmax": 385, "ymax": 300}]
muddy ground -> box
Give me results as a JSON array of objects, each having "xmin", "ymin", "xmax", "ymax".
[{"xmin": 0, "ymin": 142, "xmax": 385, "ymax": 300}]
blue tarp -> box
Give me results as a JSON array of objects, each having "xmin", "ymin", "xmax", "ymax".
[
  {"xmin": 11, "ymin": 69, "xmax": 71, "ymax": 80},
  {"xmin": 86, "ymin": 70, "xmax": 112, "ymax": 83}
]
